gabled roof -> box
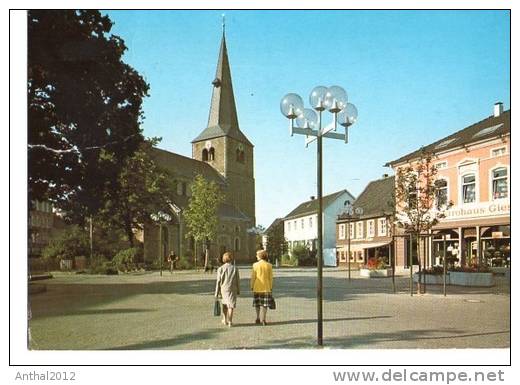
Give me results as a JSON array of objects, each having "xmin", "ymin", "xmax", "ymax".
[
  {"xmin": 284, "ymin": 190, "xmax": 354, "ymax": 220},
  {"xmin": 151, "ymin": 147, "xmax": 226, "ymax": 186},
  {"xmin": 192, "ymin": 33, "xmax": 253, "ymax": 146},
  {"xmin": 345, "ymin": 176, "xmax": 395, "ymax": 219},
  {"xmin": 386, "ymin": 109, "xmax": 510, "ymax": 167},
  {"xmin": 264, "ymin": 218, "xmax": 283, "ymax": 234}
]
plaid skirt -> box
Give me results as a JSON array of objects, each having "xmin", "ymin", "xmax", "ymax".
[{"xmin": 253, "ymin": 292, "xmax": 274, "ymax": 308}]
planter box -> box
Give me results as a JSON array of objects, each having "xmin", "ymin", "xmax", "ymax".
[
  {"xmin": 413, "ymin": 273, "xmax": 449, "ymax": 285},
  {"xmin": 360, "ymin": 268, "xmax": 392, "ymax": 278},
  {"xmin": 449, "ymin": 272, "xmax": 494, "ymax": 287}
]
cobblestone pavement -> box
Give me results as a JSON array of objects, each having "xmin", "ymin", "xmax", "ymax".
[{"xmin": 28, "ymin": 267, "xmax": 510, "ymax": 350}]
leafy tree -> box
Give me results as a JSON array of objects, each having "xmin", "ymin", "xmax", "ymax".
[
  {"xmin": 28, "ymin": 10, "xmax": 149, "ymax": 219},
  {"xmin": 97, "ymin": 139, "xmax": 175, "ymax": 246},
  {"xmin": 394, "ymin": 150, "xmax": 453, "ymax": 293},
  {"xmin": 265, "ymin": 221, "xmax": 287, "ymax": 262},
  {"xmin": 183, "ymin": 175, "xmax": 224, "ymax": 269}
]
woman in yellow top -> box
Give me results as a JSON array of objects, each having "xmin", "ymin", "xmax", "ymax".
[{"xmin": 251, "ymin": 249, "xmax": 274, "ymax": 325}]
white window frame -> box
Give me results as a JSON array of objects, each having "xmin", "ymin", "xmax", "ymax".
[
  {"xmin": 356, "ymin": 221, "xmax": 364, "ymax": 239},
  {"xmin": 458, "ymin": 159, "xmax": 479, "ymax": 205},
  {"xmin": 287, "ymin": 222, "xmax": 291, "ymax": 232},
  {"xmin": 490, "ymin": 146, "xmax": 507, "ymax": 158},
  {"xmin": 301, "ymin": 219, "xmax": 304, "ymax": 229},
  {"xmin": 367, "ymin": 220, "xmax": 375, "ymax": 238},
  {"xmin": 435, "ymin": 177, "xmax": 450, "ymax": 209},
  {"xmin": 489, "ymin": 165, "xmax": 509, "ymax": 201},
  {"xmin": 461, "ymin": 173, "xmax": 477, "ymax": 204},
  {"xmin": 349, "ymin": 223, "xmax": 355, "ymax": 239},
  {"xmin": 435, "ymin": 161, "xmax": 448, "ymax": 170},
  {"xmin": 339, "ymin": 224, "xmax": 346, "ymax": 240},
  {"xmin": 309, "ymin": 217, "xmax": 313, "ymax": 228},
  {"xmin": 378, "ymin": 218, "xmax": 387, "ymax": 237}
]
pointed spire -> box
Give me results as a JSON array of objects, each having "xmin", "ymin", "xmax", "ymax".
[
  {"xmin": 192, "ymin": 28, "xmax": 252, "ymax": 146},
  {"xmin": 207, "ymin": 33, "xmax": 239, "ymax": 130}
]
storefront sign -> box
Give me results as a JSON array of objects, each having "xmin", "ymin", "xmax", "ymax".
[{"xmin": 444, "ymin": 202, "xmax": 510, "ymax": 221}]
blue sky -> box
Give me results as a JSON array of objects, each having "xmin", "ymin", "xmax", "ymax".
[{"xmin": 105, "ymin": 10, "xmax": 510, "ymax": 228}]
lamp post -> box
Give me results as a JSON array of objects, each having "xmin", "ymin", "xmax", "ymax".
[
  {"xmin": 280, "ymin": 86, "xmax": 358, "ymax": 346},
  {"xmin": 150, "ymin": 211, "xmax": 172, "ymax": 276}
]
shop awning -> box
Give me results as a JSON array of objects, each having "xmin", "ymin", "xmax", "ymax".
[{"xmin": 338, "ymin": 241, "xmax": 391, "ymax": 252}]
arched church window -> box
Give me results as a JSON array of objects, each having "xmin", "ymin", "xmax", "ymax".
[
  {"xmin": 234, "ymin": 237, "xmax": 240, "ymax": 252},
  {"xmin": 236, "ymin": 148, "xmax": 241, "ymax": 161},
  {"xmin": 235, "ymin": 225, "xmax": 240, "ymax": 234},
  {"xmin": 202, "ymin": 149, "xmax": 208, "ymax": 161},
  {"xmin": 208, "ymin": 147, "xmax": 215, "ymax": 161}
]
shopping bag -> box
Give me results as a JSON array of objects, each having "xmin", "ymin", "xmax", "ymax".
[
  {"xmin": 213, "ymin": 299, "xmax": 221, "ymax": 316},
  {"xmin": 268, "ymin": 297, "xmax": 276, "ymax": 310}
]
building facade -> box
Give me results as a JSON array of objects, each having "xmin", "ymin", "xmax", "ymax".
[
  {"xmin": 387, "ymin": 103, "xmax": 510, "ymax": 268},
  {"xmin": 284, "ymin": 190, "xmax": 355, "ymax": 264},
  {"xmin": 336, "ymin": 175, "xmax": 395, "ymax": 267},
  {"xmin": 142, "ymin": 32, "xmax": 256, "ymax": 264}
]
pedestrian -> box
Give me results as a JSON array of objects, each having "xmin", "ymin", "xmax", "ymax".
[
  {"xmin": 251, "ymin": 249, "xmax": 274, "ymax": 326},
  {"xmin": 214, "ymin": 252, "xmax": 240, "ymax": 327},
  {"xmin": 169, "ymin": 251, "xmax": 180, "ymax": 273}
]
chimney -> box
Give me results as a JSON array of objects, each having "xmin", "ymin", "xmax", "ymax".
[
  {"xmin": 382, "ymin": 173, "xmax": 389, "ymax": 179},
  {"xmin": 310, "ymin": 196, "xmax": 315, "ymax": 200},
  {"xmin": 494, "ymin": 102, "xmax": 503, "ymax": 117}
]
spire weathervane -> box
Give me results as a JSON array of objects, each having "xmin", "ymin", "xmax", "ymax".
[{"xmin": 222, "ymin": 13, "xmax": 226, "ymax": 35}]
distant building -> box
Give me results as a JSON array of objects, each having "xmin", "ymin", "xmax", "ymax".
[
  {"xmin": 261, "ymin": 218, "xmax": 283, "ymax": 251},
  {"xmin": 28, "ymin": 200, "xmax": 65, "ymax": 257},
  {"xmin": 386, "ymin": 103, "xmax": 510, "ymax": 268},
  {"xmin": 283, "ymin": 190, "xmax": 355, "ymax": 262},
  {"xmin": 142, "ymin": 31, "xmax": 256, "ymax": 264},
  {"xmin": 336, "ymin": 175, "xmax": 395, "ymax": 267}
]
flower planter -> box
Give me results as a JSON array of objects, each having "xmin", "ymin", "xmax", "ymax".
[
  {"xmin": 449, "ymin": 272, "xmax": 494, "ymax": 287},
  {"xmin": 413, "ymin": 272, "xmax": 449, "ymax": 285},
  {"xmin": 360, "ymin": 268, "xmax": 392, "ymax": 278}
]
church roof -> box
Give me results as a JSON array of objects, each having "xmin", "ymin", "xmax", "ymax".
[
  {"xmin": 150, "ymin": 147, "xmax": 253, "ymax": 221},
  {"xmin": 192, "ymin": 34, "xmax": 253, "ymax": 146},
  {"xmin": 151, "ymin": 147, "xmax": 226, "ymax": 186}
]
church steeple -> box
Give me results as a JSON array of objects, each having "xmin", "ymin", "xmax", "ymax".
[{"xmin": 192, "ymin": 31, "xmax": 252, "ymax": 145}]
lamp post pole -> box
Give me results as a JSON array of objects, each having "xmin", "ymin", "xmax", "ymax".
[
  {"xmin": 347, "ymin": 214, "xmax": 351, "ymax": 280},
  {"xmin": 281, "ymin": 86, "xmax": 358, "ymax": 347},
  {"xmin": 316, "ymin": 112, "xmax": 324, "ymax": 345}
]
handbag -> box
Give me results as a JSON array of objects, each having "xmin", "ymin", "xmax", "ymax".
[
  {"xmin": 269, "ymin": 296, "xmax": 276, "ymax": 310},
  {"xmin": 213, "ymin": 299, "xmax": 221, "ymax": 316}
]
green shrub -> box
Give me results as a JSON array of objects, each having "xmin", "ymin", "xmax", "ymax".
[
  {"xmin": 178, "ymin": 254, "xmax": 194, "ymax": 270},
  {"xmin": 42, "ymin": 226, "xmax": 90, "ymax": 264},
  {"xmin": 113, "ymin": 247, "xmax": 142, "ymax": 272},
  {"xmin": 291, "ymin": 245, "xmax": 317, "ymax": 267},
  {"xmin": 87, "ymin": 255, "xmax": 117, "ymax": 275},
  {"xmin": 281, "ymin": 254, "xmax": 297, "ymax": 266}
]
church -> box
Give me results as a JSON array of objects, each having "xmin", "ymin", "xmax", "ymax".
[{"xmin": 141, "ymin": 31, "xmax": 256, "ymax": 265}]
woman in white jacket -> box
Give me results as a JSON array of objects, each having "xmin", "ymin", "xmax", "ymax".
[{"xmin": 214, "ymin": 252, "xmax": 240, "ymax": 327}]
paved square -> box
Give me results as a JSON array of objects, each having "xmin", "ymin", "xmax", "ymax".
[{"xmin": 28, "ymin": 268, "xmax": 510, "ymax": 350}]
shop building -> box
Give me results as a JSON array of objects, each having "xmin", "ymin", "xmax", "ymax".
[
  {"xmin": 336, "ymin": 175, "xmax": 395, "ymax": 267},
  {"xmin": 386, "ymin": 103, "xmax": 510, "ymax": 268}
]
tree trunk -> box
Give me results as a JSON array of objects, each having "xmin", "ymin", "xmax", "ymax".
[
  {"xmin": 125, "ymin": 219, "xmax": 134, "ymax": 248},
  {"xmin": 204, "ymin": 241, "xmax": 209, "ymax": 271}
]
